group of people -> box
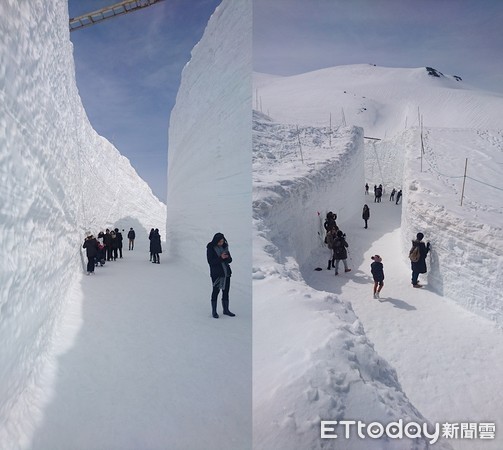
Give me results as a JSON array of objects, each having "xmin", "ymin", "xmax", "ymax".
[
  {"xmin": 365, "ymin": 183, "xmax": 402, "ymax": 205},
  {"xmin": 82, "ymin": 226, "xmax": 164, "ymax": 275},
  {"xmin": 324, "ymin": 212, "xmax": 352, "ymax": 276},
  {"xmin": 83, "ymin": 227, "xmax": 128, "ymax": 275},
  {"xmin": 369, "ymin": 232, "xmax": 431, "ymax": 299},
  {"xmin": 324, "ymin": 208, "xmax": 431, "ymax": 299}
]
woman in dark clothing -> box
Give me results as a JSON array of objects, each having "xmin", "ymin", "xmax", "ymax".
[
  {"xmin": 148, "ymin": 228, "xmax": 155, "ymax": 261},
  {"xmin": 114, "ymin": 228, "xmax": 123, "ymax": 258},
  {"xmin": 150, "ymin": 228, "xmax": 162, "ymax": 264},
  {"xmin": 206, "ymin": 232, "xmax": 234, "ymax": 318},
  {"xmin": 362, "ymin": 204, "xmax": 370, "ymax": 229},
  {"xmin": 410, "ymin": 232, "xmax": 430, "ymax": 287},
  {"xmin": 83, "ymin": 233, "xmax": 99, "ymax": 275}
]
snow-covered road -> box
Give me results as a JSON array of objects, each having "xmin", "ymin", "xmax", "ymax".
[
  {"xmin": 304, "ymin": 196, "xmax": 503, "ymax": 450},
  {"xmin": 30, "ymin": 240, "xmax": 252, "ymax": 450}
]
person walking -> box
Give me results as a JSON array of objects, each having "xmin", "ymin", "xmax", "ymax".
[
  {"xmin": 83, "ymin": 233, "xmax": 99, "ymax": 275},
  {"xmin": 127, "ymin": 227, "xmax": 135, "ymax": 250},
  {"xmin": 365, "ymin": 183, "xmax": 369, "ymax": 195},
  {"xmin": 370, "ymin": 255, "xmax": 384, "ymax": 299},
  {"xmin": 206, "ymin": 232, "xmax": 235, "ymax": 318},
  {"xmin": 332, "ymin": 230, "xmax": 351, "ymax": 276},
  {"xmin": 410, "ymin": 232, "xmax": 430, "ymax": 287},
  {"xmin": 362, "ymin": 204, "xmax": 370, "ymax": 229},
  {"xmin": 110, "ymin": 229, "xmax": 118, "ymax": 261},
  {"xmin": 390, "ymin": 188, "xmax": 396, "ymax": 202},
  {"xmin": 150, "ymin": 228, "xmax": 162, "ymax": 264}
]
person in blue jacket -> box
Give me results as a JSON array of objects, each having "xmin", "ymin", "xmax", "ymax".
[{"xmin": 206, "ymin": 232, "xmax": 235, "ymax": 318}]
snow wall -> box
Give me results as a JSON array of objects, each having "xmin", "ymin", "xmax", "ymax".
[
  {"xmin": 252, "ymin": 117, "xmax": 443, "ymax": 449},
  {"xmin": 166, "ymin": 0, "xmax": 252, "ymax": 289},
  {"xmin": 0, "ymin": 1, "xmax": 166, "ymax": 443},
  {"xmin": 401, "ymin": 133, "xmax": 503, "ymax": 325}
]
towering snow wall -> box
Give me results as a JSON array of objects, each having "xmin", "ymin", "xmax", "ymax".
[
  {"xmin": 166, "ymin": 0, "xmax": 251, "ymax": 285},
  {"xmin": 400, "ymin": 128, "xmax": 503, "ymax": 325},
  {"xmin": 0, "ymin": 1, "xmax": 166, "ymax": 443}
]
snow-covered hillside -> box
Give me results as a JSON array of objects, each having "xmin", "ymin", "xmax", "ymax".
[
  {"xmin": 0, "ymin": 1, "xmax": 166, "ymax": 443},
  {"xmin": 253, "ymin": 66, "xmax": 503, "ymax": 449}
]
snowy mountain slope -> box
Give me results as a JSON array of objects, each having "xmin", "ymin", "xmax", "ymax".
[
  {"xmin": 255, "ymin": 65, "xmax": 503, "ymax": 137},
  {"xmin": 0, "ymin": 0, "xmax": 166, "ymax": 443}
]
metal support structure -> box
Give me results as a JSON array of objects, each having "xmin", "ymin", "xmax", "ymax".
[{"xmin": 69, "ymin": 0, "xmax": 162, "ymax": 32}]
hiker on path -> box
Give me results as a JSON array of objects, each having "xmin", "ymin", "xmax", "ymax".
[
  {"xmin": 206, "ymin": 232, "xmax": 235, "ymax": 318},
  {"xmin": 362, "ymin": 204, "xmax": 370, "ymax": 229},
  {"xmin": 332, "ymin": 230, "xmax": 351, "ymax": 276},
  {"xmin": 371, "ymin": 255, "xmax": 384, "ymax": 299},
  {"xmin": 410, "ymin": 232, "xmax": 430, "ymax": 288},
  {"xmin": 390, "ymin": 188, "xmax": 396, "ymax": 202},
  {"xmin": 365, "ymin": 183, "xmax": 369, "ymax": 195}
]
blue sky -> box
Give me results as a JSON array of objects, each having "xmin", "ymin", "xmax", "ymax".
[
  {"xmin": 68, "ymin": 0, "xmax": 222, "ymax": 202},
  {"xmin": 253, "ymin": 0, "xmax": 503, "ymax": 94},
  {"xmin": 70, "ymin": 1, "xmax": 502, "ymax": 202}
]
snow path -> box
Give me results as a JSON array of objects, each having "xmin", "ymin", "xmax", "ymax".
[
  {"xmin": 30, "ymin": 240, "xmax": 251, "ymax": 450},
  {"xmin": 303, "ymin": 197, "xmax": 503, "ymax": 450}
]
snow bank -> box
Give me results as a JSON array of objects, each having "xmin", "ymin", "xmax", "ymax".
[
  {"xmin": 166, "ymin": 0, "xmax": 252, "ymax": 285},
  {"xmin": 0, "ymin": 1, "xmax": 166, "ymax": 442}
]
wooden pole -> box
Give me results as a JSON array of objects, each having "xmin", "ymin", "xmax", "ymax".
[
  {"xmin": 460, "ymin": 158, "xmax": 468, "ymax": 206},
  {"xmin": 296, "ymin": 125, "xmax": 304, "ymax": 164}
]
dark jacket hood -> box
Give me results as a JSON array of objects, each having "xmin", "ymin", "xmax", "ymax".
[{"xmin": 207, "ymin": 232, "xmax": 226, "ymax": 248}]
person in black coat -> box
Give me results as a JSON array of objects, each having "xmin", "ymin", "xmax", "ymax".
[
  {"xmin": 114, "ymin": 228, "xmax": 123, "ymax": 258},
  {"xmin": 206, "ymin": 232, "xmax": 234, "ymax": 318},
  {"xmin": 83, "ymin": 233, "xmax": 99, "ymax": 275},
  {"xmin": 150, "ymin": 228, "xmax": 162, "ymax": 264},
  {"xmin": 148, "ymin": 228, "xmax": 155, "ymax": 261},
  {"xmin": 127, "ymin": 227, "xmax": 136, "ymax": 250},
  {"xmin": 103, "ymin": 229, "xmax": 113, "ymax": 261},
  {"xmin": 371, "ymin": 255, "xmax": 384, "ymax": 299},
  {"xmin": 411, "ymin": 232, "xmax": 430, "ymax": 287},
  {"xmin": 362, "ymin": 204, "xmax": 370, "ymax": 229},
  {"xmin": 332, "ymin": 230, "xmax": 351, "ymax": 276}
]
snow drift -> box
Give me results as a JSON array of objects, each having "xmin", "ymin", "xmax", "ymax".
[{"xmin": 0, "ymin": 0, "xmax": 166, "ymax": 442}]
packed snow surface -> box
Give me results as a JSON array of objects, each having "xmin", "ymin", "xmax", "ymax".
[{"xmin": 253, "ymin": 66, "xmax": 503, "ymax": 449}]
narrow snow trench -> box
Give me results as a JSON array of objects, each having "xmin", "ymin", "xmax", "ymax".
[
  {"xmin": 29, "ymin": 242, "xmax": 251, "ymax": 450},
  {"xmin": 302, "ymin": 196, "xmax": 503, "ymax": 450}
]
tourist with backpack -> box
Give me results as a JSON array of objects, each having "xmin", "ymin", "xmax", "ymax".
[
  {"xmin": 332, "ymin": 230, "xmax": 351, "ymax": 276},
  {"xmin": 409, "ymin": 232, "xmax": 430, "ymax": 287}
]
